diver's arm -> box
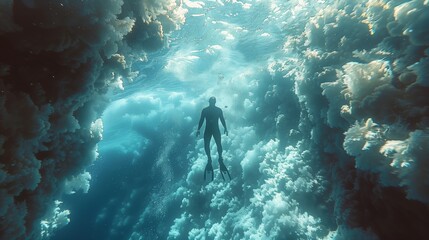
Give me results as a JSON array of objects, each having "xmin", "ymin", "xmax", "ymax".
[
  {"xmin": 220, "ymin": 110, "xmax": 228, "ymax": 136},
  {"xmin": 197, "ymin": 110, "xmax": 205, "ymax": 137}
]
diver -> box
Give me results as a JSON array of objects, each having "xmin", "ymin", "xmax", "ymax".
[{"xmin": 196, "ymin": 96, "xmax": 231, "ymax": 181}]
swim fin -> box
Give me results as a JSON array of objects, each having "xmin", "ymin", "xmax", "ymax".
[
  {"xmin": 218, "ymin": 157, "xmax": 231, "ymax": 181},
  {"xmin": 204, "ymin": 162, "xmax": 214, "ymax": 181}
]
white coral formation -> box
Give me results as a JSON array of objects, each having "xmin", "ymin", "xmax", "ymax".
[
  {"xmin": 169, "ymin": 140, "xmax": 327, "ymax": 239},
  {"xmin": 344, "ymin": 118, "xmax": 429, "ymax": 203},
  {"xmin": 40, "ymin": 201, "xmax": 70, "ymax": 239},
  {"xmin": 64, "ymin": 171, "xmax": 92, "ymax": 195},
  {"xmin": 319, "ymin": 0, "xmax": 429, "ymax": 204}
]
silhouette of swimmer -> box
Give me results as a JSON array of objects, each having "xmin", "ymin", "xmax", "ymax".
[{"xmin": 197, "ymin": 97, "xmax": 231, "ymax": 181}]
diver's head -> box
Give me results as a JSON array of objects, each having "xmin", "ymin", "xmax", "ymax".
[{"xmin": 209, "ymin": 96, "xmax": 216, "ymax": 106}]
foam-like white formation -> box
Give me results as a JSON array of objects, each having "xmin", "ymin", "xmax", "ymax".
[
  {"xmin": 390, "ymin": 0, "xmax": 429, "ymax": 46},
  {"xmin": 318, "ymin": 1, "xmax": 429, "ymax": 207},
  {"xmin": 322, "ymin": 60, "xmax": 393, "ymax": 126},
  {"xmin": 169, "ymin": 139, "xmax": 328, "ymax": 239},
  {"xmin": 343, "ymin": 118, "xmax": 429, "ymax": 203},
  {"xmin": 64, "ymin": 171, "xmax": 92, "ymax": 194},
  {"xmin": 40, "ymin": 201, "xmax": 70, "ymax": 239}
]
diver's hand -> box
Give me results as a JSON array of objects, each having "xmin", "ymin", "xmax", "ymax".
[
  {"xmin": 196, "ymin": 130, "xmax": 200, "ymax": 137},
  {"xmin": 224, "ymin": 129, "xmax": 228, "ymax": 136}
]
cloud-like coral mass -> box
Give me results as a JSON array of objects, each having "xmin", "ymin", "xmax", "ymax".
[{"xmin": 0, "ymin": 0, "xmax": 186, "ymax": 239}]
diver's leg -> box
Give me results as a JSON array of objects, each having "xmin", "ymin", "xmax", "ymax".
[
  {"xmin": 214, "ymin": 130, "xmax": 230, "ymax": 180},
  {"xmin": 204, "ymin": 131, "xmax": 212, "ymax": 162},
  {"xmin": 213, "ymin": 130, "xmax": 222, "ymax": 159},
  {"xmin": 203, "ymin": 131, "xmax": 214, "ymax": 181}
]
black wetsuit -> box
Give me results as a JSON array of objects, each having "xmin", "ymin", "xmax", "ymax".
[{"xmin": 198, "ymin": 105, "xmax": 226, "ymax": 161}]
